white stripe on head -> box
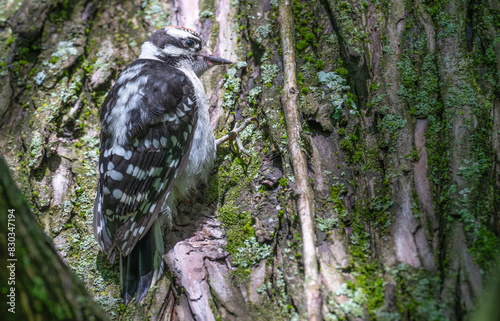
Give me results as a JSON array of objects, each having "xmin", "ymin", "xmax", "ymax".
[
  {"xmin": 165, "ymin": 27, "xmax": 200, "ymax": 40},
  {"xmin": 139, "ymin": 41, "xmax": 163, "ymax": 61},
  {"xmin": 162, "ymin": 44, "xmax": 190, "ymax": 56}
]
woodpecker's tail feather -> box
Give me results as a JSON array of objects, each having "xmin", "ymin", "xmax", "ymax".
[{"xmin": 120, "ymin": 222, "xmax": 164, "ymax": 305}]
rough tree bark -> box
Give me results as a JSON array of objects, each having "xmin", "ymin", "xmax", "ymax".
[{"xmin": 0, "ymin": 0, "xmax": 499, "ymax": 320}]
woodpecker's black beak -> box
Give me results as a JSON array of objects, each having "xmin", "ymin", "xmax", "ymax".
[{"xmin": 204, "ymin": 55, "xmax": 233, "ymax": 65}]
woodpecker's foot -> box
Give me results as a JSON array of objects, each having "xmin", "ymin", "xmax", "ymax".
[{"xmin": 216, "ymin": 117, "xmax": 258, "ymax": 156}]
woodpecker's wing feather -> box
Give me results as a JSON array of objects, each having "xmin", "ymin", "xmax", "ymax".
[{"xmin": 93, "ymin": 60, "xmax": 198, "ymax": 257}]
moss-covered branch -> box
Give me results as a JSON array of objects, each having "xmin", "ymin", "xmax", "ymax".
[{"xmin": 278, "ymin": 1, "xmax": 322, "ymax": 320}]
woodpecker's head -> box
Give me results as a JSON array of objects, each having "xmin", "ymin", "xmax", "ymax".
[{"xmin": 139, "ymin": 26, "xmax": 232, "ymax": 75}]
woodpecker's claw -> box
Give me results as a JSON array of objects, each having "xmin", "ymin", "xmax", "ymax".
[
  {"xmin": 230, "ymin": 134, "xmax": 251, "ymax": 156},
  {"xmin": 216, "ymin": 117, "xmax": 258, "ymax": 156}
]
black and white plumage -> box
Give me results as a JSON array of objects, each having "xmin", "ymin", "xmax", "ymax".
[{"xmin": 93, "ymin": 26, "xmax": 231, "ymax": 305}]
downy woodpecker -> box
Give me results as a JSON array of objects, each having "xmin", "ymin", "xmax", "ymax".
[{"xmin": 93, "ymin": 26, "xmax": 232, "ymax": 305}]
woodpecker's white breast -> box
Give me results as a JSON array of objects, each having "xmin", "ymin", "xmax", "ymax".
[{"xmin": 168, "ymin": 66, "xmax": 216, "ymax": 202}]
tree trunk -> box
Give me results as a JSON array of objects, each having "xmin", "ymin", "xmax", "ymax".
[
  {"xmin": 0, "ymin": 156, "xmax": 109, "ymax": 320},
  {"xmin": 1, "ymin": 0, "xmax": 498, "ymax": 320}
]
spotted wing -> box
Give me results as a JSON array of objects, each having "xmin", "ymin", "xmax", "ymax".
[{"xmin": 93, "ymin": 60, "xmax": 197, "ymax": 257}]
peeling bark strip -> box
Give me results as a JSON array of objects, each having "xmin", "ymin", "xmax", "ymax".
[{"xmin": 277, "ymin": 1, "xmax": 322, "ymax": 320}]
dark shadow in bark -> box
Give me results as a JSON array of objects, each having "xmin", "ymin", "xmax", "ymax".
[{"xmin": 319, "ymin": 0, "xmax": 371, "ymax": 108}]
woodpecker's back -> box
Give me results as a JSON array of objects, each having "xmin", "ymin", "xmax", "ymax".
[{"xmin": 93, "ymin": 26, "xmax": 231, "ymax": 305}]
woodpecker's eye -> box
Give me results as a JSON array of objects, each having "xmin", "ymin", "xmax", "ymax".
[{"xmin": 183, "ymin": 39, "xmax": 196, "ymax": 48}]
